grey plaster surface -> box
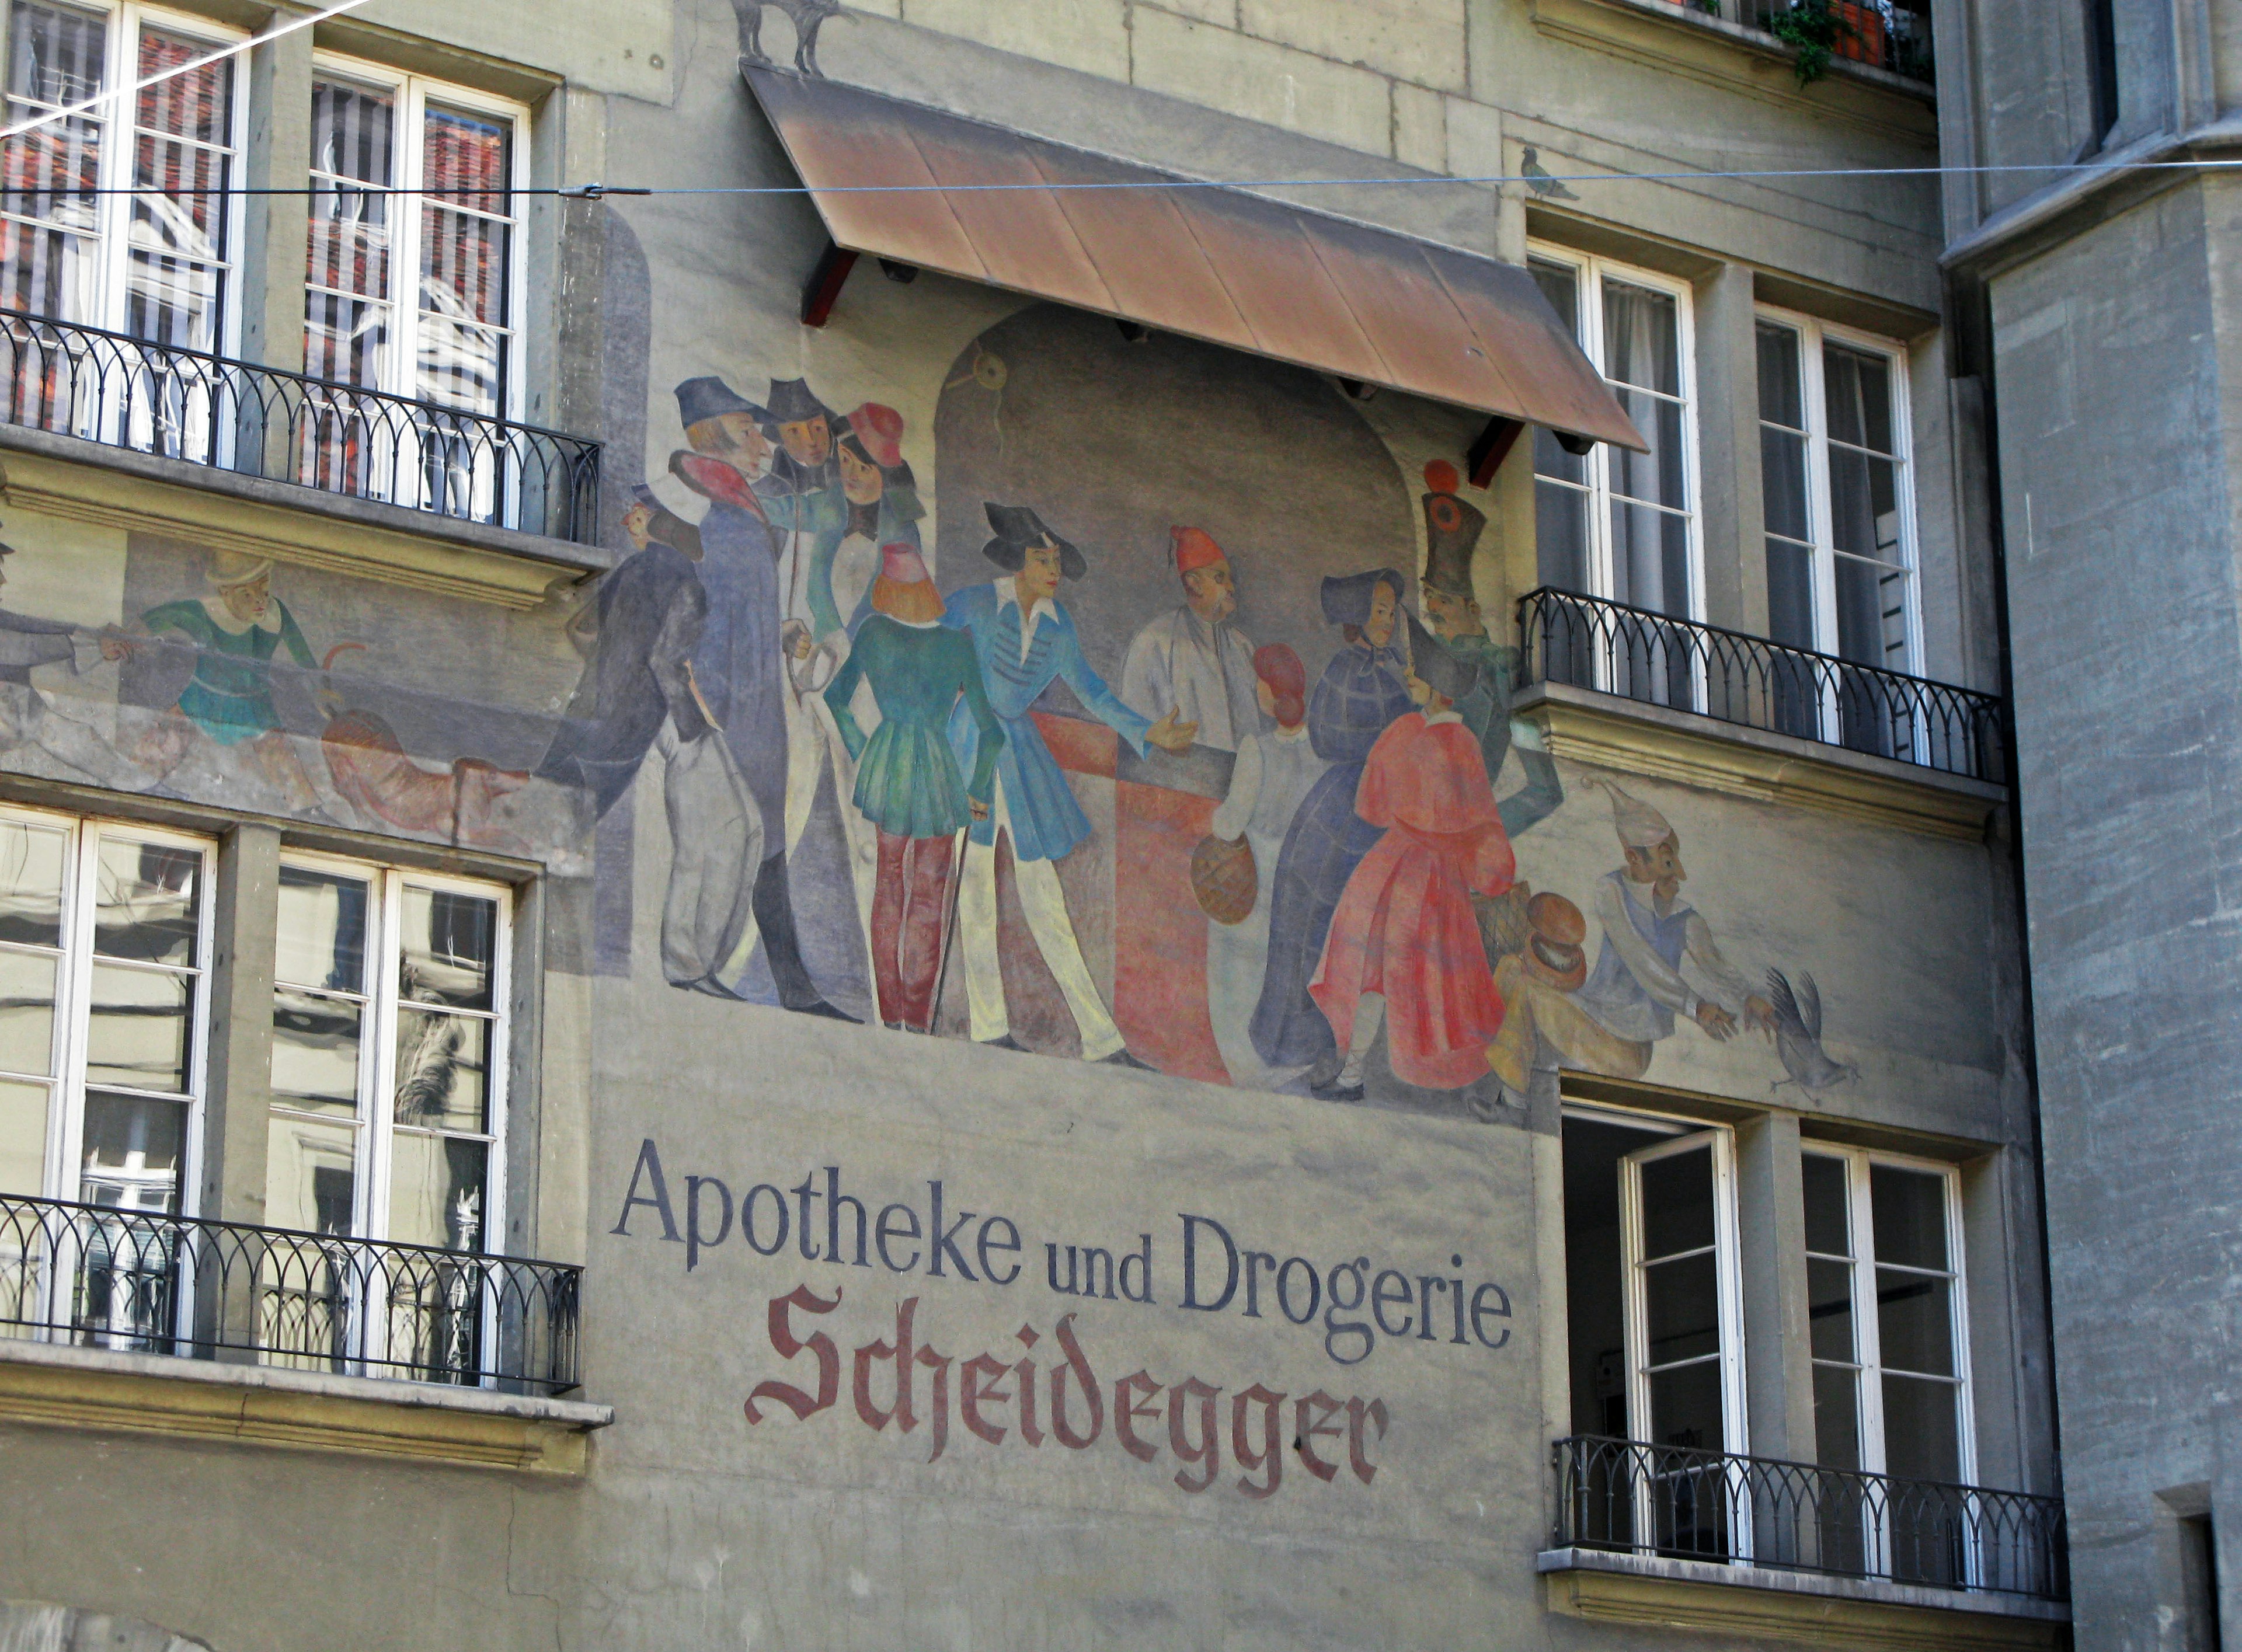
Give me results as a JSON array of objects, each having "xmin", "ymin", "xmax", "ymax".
[{"xmin": 1535, "ymin": 1548, "xmax": 2073, "ymax": 1621}]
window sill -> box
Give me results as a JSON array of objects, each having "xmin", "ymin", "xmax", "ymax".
[
  {"xmin": 1540, "ymin": 1549, "xmax": 2069, "ymax": 1649},
  {"xmin": 0, "ymin": 422, "xmax": 614, "ymax": 611},
  {"xmin": 1512, "ymin": 679, "xmax": 2006, "ymax": 844},
  {"xmin": 0, "ymin": 1336, "xmax": 613, "ymax": 1475},
  {"xmin": 1526, "ymin": 0, "xmax": 1935, "ymax": 137}
]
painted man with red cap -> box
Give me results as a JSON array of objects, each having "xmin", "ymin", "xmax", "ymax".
[{"xmin": 1119, "ymin": 526, "xmax": 1266, "ymax": 753}]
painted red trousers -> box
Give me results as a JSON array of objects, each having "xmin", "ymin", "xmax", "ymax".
[{"xmin": 871, "ymin": 829, "xmax": 957, "ymax": 1031}]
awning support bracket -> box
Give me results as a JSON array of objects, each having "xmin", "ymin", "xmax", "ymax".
[
  {"xmin": 1468, "ymin": 417, "xmax": 1526, "ymax": 489},
  {"xmin": 800, "ymin": 239, "xmax": 859, "ymax": 328}
]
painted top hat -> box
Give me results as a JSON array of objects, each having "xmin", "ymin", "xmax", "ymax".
[
  {"xmin": 1523, "ymin": 890, "xmax": 1589, "ymax": 992},
  {"xmin": 765, "ymin": 377, "xmax": 836, "ymax": 427},
  {"xmin": 982, "ymin": 503, "xmax": 1087, "ymax": 579},
  {"xmin": 675, "ymin": 375, "xmax": 767, "ymax": 431},
  {"xmin": 1420, "ymin": 459, "xmax": 1487, "ymax": 602},
  {"xmin": 1405, "ymin": 612, "xmax": 1481, "ymax": 702}
]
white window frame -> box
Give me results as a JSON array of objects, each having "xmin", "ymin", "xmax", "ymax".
[
  {"xmin": 0, "ymin": 0, "xmax": 250, "ymax": 351},
  {"xmin": 1754, "ymin": 305, "xmax": 1924, "ymax": 680},
  {"xmin": 1527, "ymin": 243, "xmax": 1708, "ymax": 629},
  {"xmin": 1801, "ymin": 1144, "xmax": 1976, "ymax": 1488},
  {"xmin": 0, "ymin": 802, "xmax": 217, "ymax": 1214},
  {"xmin": 270, "ymin": 848, "xmax": 511, "ymax": 1253},
  {"xmin": 303, "ymin": 50, "xmax": 530, "ymax": 426}
]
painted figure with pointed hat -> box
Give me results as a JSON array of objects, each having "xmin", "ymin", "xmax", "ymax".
[
  {"xmin": 1119, "ymin": 525, "xmax": 1265, "ymax": 753},
  {"xmin": 941, "ymin": 503, "xmax": 1195, "ymax": 1065},
  {"xmin": 1249, "ymin": 566, "xmax": 1415, "ymax": 1078},
  {"xmin": 1308, "ymin": 618, "xmax": 1516, "ymax": 1098},
  {"xmin": 1417, "ymin": 461, "xmax": 1566, "ymax": 839}
]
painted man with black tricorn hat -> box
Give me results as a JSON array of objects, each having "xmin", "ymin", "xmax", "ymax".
[
  {"xmin": 663, "ymin": 372, "xmax": 855, "ymax": 1018},
  {"xmin": 940, "ymin": 503, "xmax": 1196, "ymax": 1067},
  {"xmin": 1416, "ymin": 461, "xmax": 1564, "ymax": 838},
  {"xmin": 1307, "ymin": 617, "xmax": 1517, "ymax": 1100}
]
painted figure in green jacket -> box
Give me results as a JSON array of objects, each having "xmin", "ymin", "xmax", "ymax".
[{"xmin": 824, "ymin": 543, "xmax": 1003, "ymax": 1033}]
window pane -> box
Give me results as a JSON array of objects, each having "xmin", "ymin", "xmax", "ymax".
[
  {"xmin": 1638, "ymin": 1146, "xmax": 1715, "ymax": 1259},
  {"xmin": 399, "ymin": 885, "xmax": 496, "ymax": 1009},
  {"xmin": 415, "ymin": 313, "xmax": 504, "ymax": 416},
  {"xmin": 1645, "ymin": 1355, "xmax": 1724, "ymax": 1450},
  {"xmin": 1760, "ymin": 424, "xmax": 1809, "ymax": 542},
  {"xmin": 1833, "ymin": 550, "xmax": 1909, "ymax": 672},
  {"xmin": 1603, "ymin": 281, "xmax": 1680, "ymax": 396},
  {"xmin": 0, "ymin": 945, "xmax": 55, "ymax": 1078},
  {"xmin": 1756, "ymin": 321, "xmax": 1804, "ymax": 428},
  {"xmin": 135, "ymin": 27, "xmax": 230, "ymax": 145},
  {"xmin": 1533, "ymin": 426, "xmax": 1586, "ymax": 487},
  {"xmin": 264, "ymin": 1107, "xmax": 356, "ymax": 1235},
  {"xmin": 276, "ymin": 866, "xmax": 368, "ymax": 994},
  {"xmin": 271, "ymin": 986, "xmax": 361, "ymax": 1115},
  {"xmin": 1870, "ymin": 1165, "xmax": 1950, "ymax": 1272},
  {"xmin": 85, "ymin": 961, "xmax": 191, "ymax": 1094},
  {"xmin": 0, "ymin": 1075, "xmax": 48, "ymax": 1195},
  {"xmin": 303, "ymin": 289, "xmax": 388, "ymax": 388},
  {"xmin": 1607, "ymin": 498, "xmax": 1691, "ymax": 619},
  {"xmin": 1801, "ymin": 1153, "xmax": 1851, "ymax": 1256},
  {"xmin": 78, "ymin": 1089, "xmax": 183, "ymax": 1211},
  {"xmin": 307, "ymin": 78, "xmax": 395, "ymax": 387},
  {"xmin": 1644, "ymin": 1252, "xmax": 1721, "ymax": 1366},
  {"xmin": 1808, "ymin": 1256, "xmax": 1855, "ymax": 1362},
  {"xmin": 93, "ymin": 837, "xmax": 201, "ymax": 966},
  {"xmin": 394, "ymin": 1007, "xmax": 488, "ymax": 1134},
  {"xmin": 1879, "ymin": 1373, "xmax": 1961, "ymax": 1483},
  {"xmin": 2, "ymin": 0, "xmax": 106, "ymax": 320},
  {"xmin": 1828, "ymin": 445, "xmax": 1901, "ymax": 564},
  {"xmin": 1825, "ymin": 343, "xmax": 1895, "ymax": 455},
  {"xmin": 309, "ymin": 78, "xmax": 395, "ymax": 186},
  {"xmin": 1536, "ymin": 480, "xmax": 1589, "ymax": 593},
  {"xmin": 1766, "ymin": 538, "xmax": 1816, "ymax": 654},
  {"xmin": 0, "ymin": 818, "xmax": 67, "ymax": 949},
  {"xmin": 388, "ymin": 1130, "xmax": 486, "ymax": 1251},
  {"xmin": 1811, "ymin": 1362, "xmax": 1862, "ymax": 1470},
  {"xmin": 1877, "ymin": 1267, "xmax": 1955, "ymax": 1376},
  {"xmin": 128, "ymin": 29, "xmax": 233, "ymax": 354},
  {"xmin": 1609, "ymin": 393, "xmax": 1687, "ymax": 514},
  {"xmin": 1530, "ymin": 257, "xmax": 1579, "ymax": 337}
]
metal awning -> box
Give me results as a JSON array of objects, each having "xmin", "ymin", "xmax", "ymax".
[{"xmin": 744, "ymin": 70, "xmax": 1647, "ymax": 454}]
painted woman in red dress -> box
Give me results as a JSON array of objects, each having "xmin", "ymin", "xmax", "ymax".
[{"xmin": 1308, "ymin": 617, "xmax": 1517, "ymax": 1098}]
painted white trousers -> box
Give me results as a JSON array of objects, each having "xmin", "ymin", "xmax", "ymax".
[{"xmin": 956, "ymin": 778, "xmax": 1124, "ymax": 1060}]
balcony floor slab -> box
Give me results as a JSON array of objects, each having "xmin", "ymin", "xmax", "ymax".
[{"xmin": 0, "ymin": 1334, "xmax": 612, "ymax": 1475}]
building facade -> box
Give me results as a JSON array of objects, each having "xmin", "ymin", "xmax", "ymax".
[
  {"xmin": 1945, "ymin": 1, "xmax": 2242, "ymax": 1647},
  {"xmin": 0, "ymin": 1, "xmax": 2064, "ymax": 1647}
]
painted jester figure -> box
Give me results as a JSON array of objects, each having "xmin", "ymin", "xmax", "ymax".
[{"xmin": 941, "ymin": 504, "xmax": 1195, "ymax": 1066}]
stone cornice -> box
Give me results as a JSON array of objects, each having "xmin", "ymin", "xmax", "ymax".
[
  {"xmin": 0, "ymin": 1339, "xmax": 612, "ymax": 1474},
  {"xmin": 0, "ymin": 425, "xmax": 610, "ymax": 610},
  {"xmin": 1540, "ymin": 1549, "xmax": 2068, "ymax": 1649},
  {"xmin": 1513, "ymin": 680, "xmax": 2006, "ymax": 844}
]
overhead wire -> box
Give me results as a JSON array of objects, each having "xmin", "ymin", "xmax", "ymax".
[{"xmin": 0, "ymin": 154, "xmax": 2230, "ymax": 201}]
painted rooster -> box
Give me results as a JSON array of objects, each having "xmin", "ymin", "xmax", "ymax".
[{"xmin": 733, "ymin": 0, "xmax": 842, "ymax": 76}]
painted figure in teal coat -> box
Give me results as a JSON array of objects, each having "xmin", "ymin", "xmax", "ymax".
[
  {"xmin": 941, "ymin": 503, "xmax": 1195, "ymax": 1065},
  {"xmin": 826, "ymin": 543, "xmax": 1003, "ymax": 1030}
]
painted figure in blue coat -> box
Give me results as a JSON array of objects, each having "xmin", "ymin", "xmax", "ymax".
[
  {"xmin": 944, "ymin": 503, "xmax": 1197, "ymax": 1066},
  {"xmin": 667, "ymin": 375, "xmax": 855, "ymax": 1020},
  {"xmin": 1249, "ymin": 567, "xmax": 1415, "ymax": 1079}
]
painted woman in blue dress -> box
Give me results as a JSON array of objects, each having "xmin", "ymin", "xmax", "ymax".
[{"xmin": 1248, "ymin": 568, "xmax": 1415, "ymax": 1080}]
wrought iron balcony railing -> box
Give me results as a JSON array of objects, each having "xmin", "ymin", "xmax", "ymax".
[
  {"xmin": 0, "ymin": 309, "xmax": 601, "ymax": 543},
  {"xmin": 1517, "ymin": 586, "xmax": 2006, "ymax": 783},
  {"xmin": 0, "ymin": 1191, "xmax": 581, "ymax": 1396},
  {"xmin": 1553, "ymin": 1435, "xmax": 2066, "ymax": 1603}
]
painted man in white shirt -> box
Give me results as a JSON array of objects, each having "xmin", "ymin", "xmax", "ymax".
[{"xmin": 1120, "ymin": 526, "xmax": 1265, "ymax": 753}]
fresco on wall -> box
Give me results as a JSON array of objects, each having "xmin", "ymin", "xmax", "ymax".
[{"xmin": 571, "ymin": 302, "xmax": 1851, "ymax": 1119}]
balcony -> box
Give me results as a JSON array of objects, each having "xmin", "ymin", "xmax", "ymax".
[
  {"xmin": 1711, "ymin": 0, "xmax": 1934, "ymax": 83},
  {"xmin": 0, "ymin": 309, "xmax": 601, "ymax": 547},
  {"xmin": 1517, "ymin": 587, "xmax": 2006, "ymax": 786},
  {"xmin": 1546, "ymin": 1437, "xmax": 2067, "ymax": 1648},
  {"xmin": 0, "ymin": 1191, "xmax": 580, "ymax": 1396}
]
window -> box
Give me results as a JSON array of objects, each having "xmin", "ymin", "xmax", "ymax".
[
  {"xmin": 0, "ymin": 0, "xmax": 243, "ymax": 350},
  {"xmin": 304, "ymin": 60, "xmax": 523, "ymax": 422},
  {"xmin": 267, "ymin": 857, "xmax": 508, "ymax": 1254},
  {"xmin": 0, "ymin": 806, "xmax": 209, "ymax": 1212},
  {"xmin": 1756, "ymin": 311, "xmax": 1920, "ymax": 674},
  {"xmin": 1530, "ymin": 250, "xmax": 1701, "ymax": 620}
]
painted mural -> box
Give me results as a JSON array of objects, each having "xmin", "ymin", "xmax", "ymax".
[{"xmin": 557, "ymin": 301, "xmax": 1857, "ymax": 1120}]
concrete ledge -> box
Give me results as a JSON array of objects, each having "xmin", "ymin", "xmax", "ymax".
[
  {"xmin": 1540, "ymin": 1548, "xmax": 2069, "ymax": 1649},
  {"xmin": 1512, "ymin": 679, "xmax": 2006, "ymax": 843},
  {"xmin": 0, "ymin": 423, "xmax": 612, "ymax": 609},
  {"xmin": 1527, "ymin": 0, "xmax": 1937, "ymax": 139},
  {"xmin": 0, "ymin": 1336, "xmax": 612, "ymax": 1475}
]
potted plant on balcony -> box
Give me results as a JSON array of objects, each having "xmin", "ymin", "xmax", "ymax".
[{"xmin": 1767, "ymin": 0, "xmax": 1885, "ymax": 83}]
